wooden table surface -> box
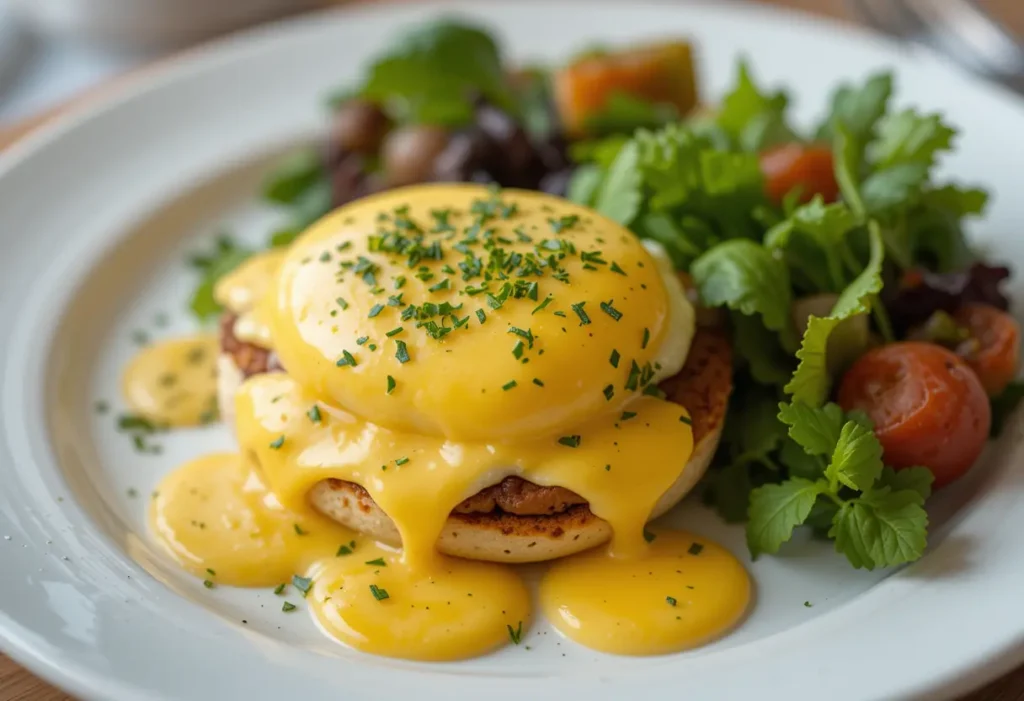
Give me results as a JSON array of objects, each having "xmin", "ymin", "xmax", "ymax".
[{"xmin": 2, "ymin": 0, "xmax": 1023, "ymax": 698}]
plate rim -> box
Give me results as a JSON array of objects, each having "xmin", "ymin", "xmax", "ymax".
[{"xmin": 1, "ymin": 2, "xmax": 1024, "ymax": 700}]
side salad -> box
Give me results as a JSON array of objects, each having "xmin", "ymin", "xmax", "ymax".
[{"xmin": 188, "ymin": 19, "xmax": 1021, "ymax": 571}]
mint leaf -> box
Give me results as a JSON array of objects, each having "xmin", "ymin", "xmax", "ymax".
[
  {"xmin": 593, "ymin": 140, "xmax": 642, "ymax": 225},
  {"xmin": 826, "ymin": 421, "xmax": 883, "ymax": 492},
  {"xmin": 780, "ymin": 438, "xmax": 826, "ymax": 480},
  {"xmin": 778, "ymin": 401, "xmax": 844, "ymax": 456},
  {"xmin": 877, "ymin": 466, "xmax": 933, "ymax": 504},
  {"xmin": 785, "ymin": 222, "xmax": 883, "ymax": 405},
  {"xmin": 817, "ymin": 72, "xmax": 893, "ymax": 144},
  {"xmin": 868, "ymin": 109, "xmax": 956, "ymax": 170},
  {"xmin": 692, "ymin": 240, "xmax": 792, "ymax": 332},
  {"xmin": 747, "ymin": 478, "xmax": 822, "ymax": 558},
  {"xmin": 830, "ymin": 488, "xmax": 928, "ymax": 569}
]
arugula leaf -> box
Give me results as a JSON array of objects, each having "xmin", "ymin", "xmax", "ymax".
[
  {"xmin": 861, "ymin": 162, "xmax": 929, "ymax": 214},
  {"xmin": 830, "ymin": 488, "xmax": 928, "ymax": 569},
  {"xmin": 360, "ymin": 20, "xmax": 513, "ymax": 126},
  {"xmin": 765, "ymin": 196, "xmax": 859, "ymax": 293},
  {"xmin": 692, "ymin": 240, "xmax": 793, "ymax": 332},
  {"xmin": 785, "ymin": 222, "xmax": 884, "ymax": 405},
  {"xmin": 593, "ymin": 140, "xmax": 642, "ymax": 224},
  {"xmin": 832, "ymin": 123, "xmax": 866, "ymax": 219},
  {"xmin": 716, "ymin": 60, "xmax": 790, "ymax": 144},
  {"xmin": 188, "ymin": 237, "xmax": 252, "ymax": 322},
  {"xmin": 990, "ymin": 380, "xmax": 1024, "ymax": 437},
  {"xmin": 867, "ymin": 109, "xmax": 956, "ymax": 171},
  {"xmin": 778, "ymin": 401, "xmax": 844, "ymax": 456},
  {"xmin": 747, "ymin": 478, "xmax": 822, "ymax": 557},
  {"xmin": 816, "ymin": 72, "xmax": 893, "ymax": 144},
  {"xmin": 877, "ymin": 466, "xmax": 933, "ymax": 504},
  {"xmin": 633, "ymin": 124, "xmax": 765, "ymax": 218},
  {"xmin": 825, "ymin": 421, "xmax": 883, "ymax": 492},
  {"xmin": 583, "ymin": 91, "xmax": 679, "ymax": 136}
]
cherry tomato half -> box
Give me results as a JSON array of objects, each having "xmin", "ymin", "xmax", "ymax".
[
  {"xmin": 759, "ymin": 143, "xmax": 839, "ymax": 205},
  {"xmin": 953, "ymin": 304, "xmax": 1021, "ymax": 396},
  {"xmin": 837, "ymin": 342, "xmax": 990, "ymax": 489}
]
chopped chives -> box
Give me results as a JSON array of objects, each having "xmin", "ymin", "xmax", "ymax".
[
  {"xmin": 367, "ymin": 304, "xmax": 384, "ymax": 318},
  {"xmin": 557, "ymin": 435, "xmax": 581, "ymax": 448},
  {"xmin": 386, "ymin": 326, "xmax": 404, "ymax": 337},
  {"xmin": 532, "ymin": 378, "xmax": 544, "ymax": 387},
  {"xmin": 610, "ymin": 349, "xmax": 621, "ymax": 368},
  {"xmin": 395, "ymin": 457, "xmax": 410, "ymax": 466},
  {"xmin": 269, "ymin": 436, "xmax": 285, "ymax": 449},
  {"xmin": 641, "ymin": 327, "xmax": 650, "ymax": 349},
  {"xmin": 502, "ymin": 380, "xmax": 518, "ymax": 391},
  {"xmin": 570, "ymin": 302, "xmax": 591, "ymax": 325},
  {"xmin": 307, "ymin": 405, "xmax": 321, "ymax": 423},
  {"xmin": 369, "ymin": 584, "xmax": 390, "ymax": 601},
  {"xmin": 603, "ymin": 385, "xmax": 614, "ymax": 401},
  {"xmin": 600, "ymin": 301, "xmax": 622, "ymax": 321},
  {"xmin": 395, "ymin": 340, "xmax": 410, "ymax": 364}
]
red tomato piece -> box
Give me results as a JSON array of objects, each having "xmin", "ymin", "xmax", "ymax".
[
  {"xmin": 953, "ymin": 304, "xmax": 1021, "ymax": 396},
  {"xmin": 759, "ymin": 143, "xmax": 839, "ymax": 205},
  {"xmin": 837, "ymin": 342, "xmax": 990, "ymax": 488}
]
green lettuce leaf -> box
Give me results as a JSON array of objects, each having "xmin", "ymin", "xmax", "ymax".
[
  {"xmin": 785, "ymin": 222, "xmax": 884, "ymax": 405},
  {"xmin": 691, "ymin": 239, "xmax": 793, "ymax": 332}
]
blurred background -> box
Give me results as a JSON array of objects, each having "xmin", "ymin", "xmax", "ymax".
[{"xmin": 0, "ymin": 0, "xmax": 1021, "ymax": 126}]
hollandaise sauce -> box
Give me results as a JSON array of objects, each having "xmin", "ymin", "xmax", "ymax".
[
  {"xmin": 146, "ymin": 184, "xmax": 750, "ymax": 661},
  {"xmin": 122, "ymin": 334, "xmax": 219, "ymax": 427}
]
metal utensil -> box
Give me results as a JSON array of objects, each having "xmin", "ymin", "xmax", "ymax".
[{"xmin": 848, "ymin": 0, "xmax": 1024, "ymax": 94}]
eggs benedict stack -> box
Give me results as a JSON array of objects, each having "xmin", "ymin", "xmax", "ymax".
[
  {"xmin": 151, "ymin": 184, "xmax": 748, "ymax": 660},
  {"xmin": 215, "ymin": 184, "xmax": 731, "ymax": 561}
]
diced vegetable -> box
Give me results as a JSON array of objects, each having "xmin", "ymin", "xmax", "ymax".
[{"xmin": 553, "ymin": 41, "xmax": 698, "ymax": 137}]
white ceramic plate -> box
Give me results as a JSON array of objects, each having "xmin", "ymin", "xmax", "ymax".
[{"xmin": 2, "ymin": 2, "xmax": 1024, "ymax": 699}]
